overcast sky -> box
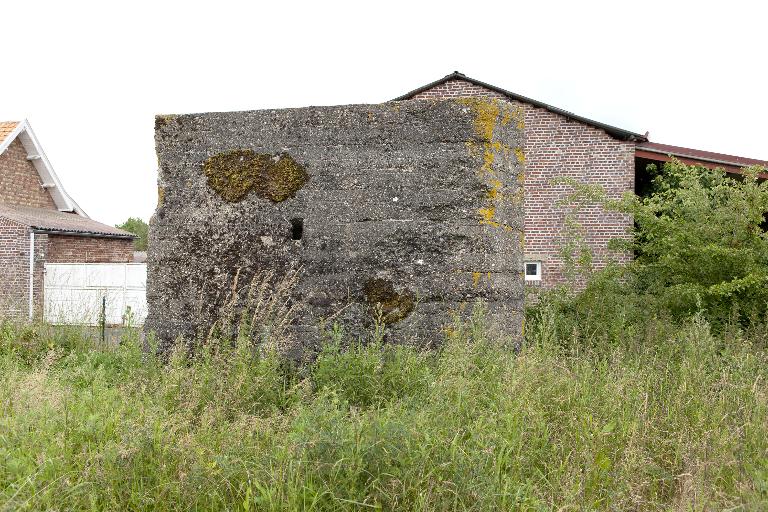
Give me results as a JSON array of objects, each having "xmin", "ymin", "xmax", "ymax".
[{"xmin": 2, "ymin": 1, "xmax": 765, "ymax": 225}]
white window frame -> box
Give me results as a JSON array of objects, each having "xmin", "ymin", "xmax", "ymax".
[{"xmin": 524, "ymin": 261, "xmax": 542, "ymax": 281}]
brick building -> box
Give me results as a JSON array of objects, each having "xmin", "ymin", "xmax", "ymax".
[
  {"xmin": 0, "ymin": 120, "xmax": 135, "ymax": 319},
  {"xmin": 395, "ymin": 72, "xmax": 768, "ymax": 287}
]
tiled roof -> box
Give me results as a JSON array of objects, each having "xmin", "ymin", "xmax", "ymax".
[
  {"xmin": 0, "ymin": 204, "xmax": 135, "ymax": 238},
  {"xmin": 0, "ymin": 121, "xmax": 18, "ymax": 145}
]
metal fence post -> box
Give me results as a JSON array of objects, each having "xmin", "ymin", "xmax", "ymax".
[{"xmin": 101, "ymin": 296, "xmax": 106, "ymax": 344}]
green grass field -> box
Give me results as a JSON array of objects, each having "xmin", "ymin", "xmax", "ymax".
[{"xmin": 1, "ymin": 308, "xmax": 766, "ymax": 512}]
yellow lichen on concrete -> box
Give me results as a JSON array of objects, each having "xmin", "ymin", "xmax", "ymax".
[
  {"xmin": 154, "ymin": 114, "xmax": 177, "ymax": 131},
  {"xmin": 472, "ymin": 271, "xmax": 482, "ymax": 288},
  {"xmin": 465, "ymin": 140, "xmax": 479, "ymax": 157},
  {"xmin": 478, "ymin": 206, "xmax": 497, "ymax": 224},
  {"xmin": 157, "ymin": 186, "xmax": 165, "ymax": 207},
  {"xmin": 487, "ymin": 179, "xmax": 503, "ymax": 201},
  {"xmin": 481, "ymin": 149, "xmax": 495, "ymax": 175},
  {"xmin": 481, "ymin": 142, "xmax": 512, "ymax": 175},
  {"xmin": 457, "ymin": 97, "xmax": 500, "ymax": 140},
  {"xmin": 514, "ymin": 147, "xmax": 526, "ymax": 164},
  {"xmin": 459, "ymin": 97, "xmax": 522, "ymax": 234}
]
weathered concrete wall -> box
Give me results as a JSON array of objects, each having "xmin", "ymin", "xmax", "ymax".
[{"xmin": 147, "ymin": 99, "xmax": 524, "ymax": 352}]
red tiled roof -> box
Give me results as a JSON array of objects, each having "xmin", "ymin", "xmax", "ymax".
[
  {"xmin": 637, "ymin": 142, "xmax": 768, "ymax": 169},
  {"xmin": 0, "ymin": 121, "xmax": 18, "ymax": 145},
  {"xmin": 0, "ymin": 204, "xmax": 135, "ymax": 238}
]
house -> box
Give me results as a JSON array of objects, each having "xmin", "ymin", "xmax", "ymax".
[
  {"xmin": 0, "ymin": 120, "xmax": 136, "ymax": 319},
  {"xmin": 394, "ymin": 72, "xmax": 768, "ymax": 287}
]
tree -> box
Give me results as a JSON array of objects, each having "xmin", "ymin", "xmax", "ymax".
[{"xmin": 116, "ymin": 217, "xmax": 149, "ymax": 251}]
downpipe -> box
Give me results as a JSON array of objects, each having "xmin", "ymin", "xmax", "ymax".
[{"xmin": 28, "ymin": 231, "xmax": 34, "ymax": 320}]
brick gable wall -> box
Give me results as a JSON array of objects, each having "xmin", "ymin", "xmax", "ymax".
[
  {"xmin": 46, "ymin": 235, "xmax": 134, "ymax": 263},
  {"xmin": 0, "ymin": 139, "xmax": 58, "ymax": 209},
  {"xmin": 408, "ymin": 79, "xmax": 634, "ymax": 287}
]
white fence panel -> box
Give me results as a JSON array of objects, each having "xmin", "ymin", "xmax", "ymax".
[{"xmin": 44, "ymin": 263, "xmax": 147, "ymax": 326}]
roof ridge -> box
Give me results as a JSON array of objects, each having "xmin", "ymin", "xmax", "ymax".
[{"xmin": 392, "ymin": 72, "xmax": 647, "ymax": 143}]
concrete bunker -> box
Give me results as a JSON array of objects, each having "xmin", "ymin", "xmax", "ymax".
[{"xmin": 147, "ymin": 99, "xmax": 525, "ymax": 352}]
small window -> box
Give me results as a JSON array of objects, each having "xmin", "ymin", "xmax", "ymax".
[
  {"xmin": 291, "ymin": 218, "xmax": 304, "ymax": 241},
  {"xmin": 525, "ymin": 261, "xmax": 542, "ymax": 281}
]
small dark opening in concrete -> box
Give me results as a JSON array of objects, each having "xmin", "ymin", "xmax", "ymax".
[{"xmin": 291, "ymin": 218, "xmax": 304, "ymax": 240}]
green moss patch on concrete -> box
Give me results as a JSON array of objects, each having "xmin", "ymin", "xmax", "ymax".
[
  {"xmin": 261, "ymin": 154, "xmax": 311, "ymax": 203},
  {"xmin": 154, "ymin": 114, "xmax": 177, "ymax": 131},
  {"xmin": 363, "ymin": 278, "xmax": 416, "ymax": 324},
  {"xmin": 203, "ymin": 149, "xmax": 309, "ymax": 203}
]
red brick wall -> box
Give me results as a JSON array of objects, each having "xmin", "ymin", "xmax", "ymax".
[
  {"xmin": 0, "ymin": 219, "xmax": 48, "ymax": 319},
  {"xmin": 0, "ymin": 139, "xmax": 58, "ymax": 209},
  {"xmin": 410, "ymin": 80, "xmax": 509, "ymax": 101},
  {"xmin": 46, "ymin": 235, "xmax": 134, "ymax": 263},
  {"xmin": 408, "ymin": 79, "xmax": 635, "ymax": 287},
  {"xmin": 0, "ymin": 217, "xmax": 29, "ymax": 316}
]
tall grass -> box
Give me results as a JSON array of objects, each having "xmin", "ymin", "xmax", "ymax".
[{"xmin": 1, "ymin": 305, "xmax": 766, "ymax": 511}]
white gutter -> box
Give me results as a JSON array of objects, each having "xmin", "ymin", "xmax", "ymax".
[{"xmin": 28, "ymin": 231, "xmax": 35, "ymax": 320}]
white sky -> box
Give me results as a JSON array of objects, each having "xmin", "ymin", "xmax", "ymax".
[{"xmin": 2, "ymin": 1, "xmax": 766, "ymax": 226}]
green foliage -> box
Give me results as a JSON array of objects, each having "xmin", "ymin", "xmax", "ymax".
[
  {"xmin": 1, "ymin": 313, "xmax": 766, "ymax": 511},
  {"xmin": 542, "ymin": 160, "xmax": 768, "ymax": 332},
  {"xmin": 116, "ymin": 217, "xmax": 149, "ymax": 251},
  {"xmin": 312, "ymin": 338, "xmax": 433, "ymax": 408},
  {"xmin": 624, "ymin": 161, "xmax": 768, "ymax": 324}
]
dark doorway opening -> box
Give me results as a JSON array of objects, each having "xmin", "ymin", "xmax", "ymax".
[{"xmin": 291, "ymin": 218, "xmax": 304, "ymax": 241}]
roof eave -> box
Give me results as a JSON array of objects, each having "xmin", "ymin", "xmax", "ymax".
[
  {"xmin": 636, "ymin": 146, "xmax": 768, "ymax": 178},
  {"xmin": 30, "ymin": 227, "xmax": 137, "ymax": 239},
  {"xmin": 392, "ymin": 72, "xmax": 648, "ymax": 143}
]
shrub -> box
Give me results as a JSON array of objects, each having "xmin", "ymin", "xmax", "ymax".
[
  {"xmin": 536, "ymin": 160, "xmax": 768, "ymax": 347},
  {"xmin": 626, "ymin": 162, "xmax": 768, "ymax": 325}
]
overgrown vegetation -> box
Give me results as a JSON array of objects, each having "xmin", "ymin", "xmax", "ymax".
[
  {"xmin": 116, "ymin": 217, "xmax": 149, "ymax": 251},
  {"xmin": 1, "ymin": 160, "xmax": 767, "ymax": 510},
  {"xmin": 542, "ymin": 160, "xmax": 768, "ymax": 346},
  {"xmin": 627, "ymin": 162, "xmax": 768, "ymax": 325},
  {"xmin": 1, "ymin": 303, "xmax": 766, "ymax": 511}
]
